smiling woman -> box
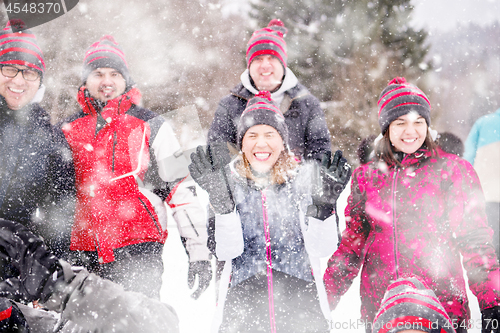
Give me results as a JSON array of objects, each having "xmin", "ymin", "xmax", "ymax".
[
  {"xmin": 189, "ymin": 91, "xmax": 352, "ymax": 332},
  {"xmin": 375, "ymin": 77, "xmax": 438, "ymax": 166},
  {"xmin": 388, "ymin": 112, "xmax": 427, "ymax": 154},
  {"xmin": 241, "ymin": 124, "xmax": 285, "ymax": 173},
  {"xmin": 323, "ymin": 77, "xmax": 500, "ymax": 333}
]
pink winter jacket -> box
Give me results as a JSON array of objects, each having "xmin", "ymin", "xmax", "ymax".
[{"xmin": 324, "ymin": 147, "xmax": 500, "ymax": 324}]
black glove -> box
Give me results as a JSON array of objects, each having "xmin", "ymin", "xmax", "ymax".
[
  {"xmin": 0, "ymin": 219, "xmax": 62, "ymax": 303},
  {"xmin": 307, "ymin": 150, "xmax": 352, "ymax": 220},
  {"xmin": 187, "ymin": 260, "xmax": 212, "ymax": 300},
  {"xmin": 482, "ymin": 306, "xmax": 500, "ymax": 333},
  {"xmin": 189, "ymin": 143, "xmax": 234, "ymax": 214}
]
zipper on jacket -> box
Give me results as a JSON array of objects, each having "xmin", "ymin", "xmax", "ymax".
[
  {"xmin": 138, "ymin": 197, "xmax": 161, "ymax": 235},
  {"xmin": 391, "ymin": 166, "xmax": 400, "ymax": 280},
  {"xmin": 112, "ymin": 131, "xmax": 117, "ymax": 173}
]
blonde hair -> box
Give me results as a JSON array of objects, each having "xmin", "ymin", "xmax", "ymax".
[{"xmin": 236, "ymin": 150, "xmax": 298, "ymax": 185}]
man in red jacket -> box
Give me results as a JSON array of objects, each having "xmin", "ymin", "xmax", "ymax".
[{"xmin": 55, "ymin": 36, "xmax": 212, "ymax": 300}]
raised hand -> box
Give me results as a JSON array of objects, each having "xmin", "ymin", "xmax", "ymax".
[
  {"xmin": 307, "ymin": 150, "xmax": 351, "ymax": 220},
  {"xmin": 189, "ymin": 143, "xmax": 234, "ymax": 215}
]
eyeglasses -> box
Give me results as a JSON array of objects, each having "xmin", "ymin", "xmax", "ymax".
[{"xmin": 0, "ymin": 65, "xmax": 41, "ymax": 81}]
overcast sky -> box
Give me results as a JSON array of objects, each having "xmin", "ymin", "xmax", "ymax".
[{"xmin": 411, "ymin": 0, "xmax": 500, "ymax": 32}]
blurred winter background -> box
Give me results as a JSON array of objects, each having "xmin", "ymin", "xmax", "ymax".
[{"xmin": 1, "ymin": 0, "xmax": 498, "ymax": 331}]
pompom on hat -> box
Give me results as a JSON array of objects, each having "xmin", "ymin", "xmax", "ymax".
[
  {"xmin": 246, "ymin": 19, "xmax": 288, "ymax": 69},
  {"xmin": 377, "ymin": 77, "xmax": 431, "ymax": 134},
  {"xmin": 0, "ymin": 20, "xmax": 45, "ymax": 79},
  {"xmin": 237, "ymin": 91, "xmax": 289, "ymax": 149},
  {"xmin": 82, "ymin": 35, "xmax": 134, "ymax": 88},
  {"xmin": 372, "ymin": 276, "xmax": 455, "ymax": 333}
]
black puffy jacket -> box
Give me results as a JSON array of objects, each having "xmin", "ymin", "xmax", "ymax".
[{"xmin": 0, "ymin": 98, "xmax": 75, "ymax": 257}]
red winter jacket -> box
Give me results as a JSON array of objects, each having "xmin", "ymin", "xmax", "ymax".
[
  {"xmin": 60, "ymin": 87, "xmax": 208, "ymax": 264},
  {"xmin": 324, "ymin": 147, "xmax": 500, "ymax": 324}
]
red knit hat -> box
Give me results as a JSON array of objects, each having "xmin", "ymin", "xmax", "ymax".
[
  {"xmin": 0, "ymin": 20, "xmax": 45, "ymax": 77},
  {"xmin": 377, "ymin": 77, "xmax": 431, "ymax": 134},
  {"xmin": 246, "ymin": 19, "xmax": 288, "ymax": 69},
  {"xmin": 237, "ymin": 91, "xmax": 288, "ymax": 149},
  {"xmin": 82, "ymin": 35, "xmax": 134, "ymax": 87}
]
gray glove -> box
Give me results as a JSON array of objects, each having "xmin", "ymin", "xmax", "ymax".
[
  {"xmin": 189, "ymin": 143, "xmax": 234, "ymax": 214},
  {"xmin": 307, "ymin": 150, "xmax": 352, "ymax": 220},
  {"xmin": 187, "ymin": 260, "xmax": 212, "ymax": 300}
]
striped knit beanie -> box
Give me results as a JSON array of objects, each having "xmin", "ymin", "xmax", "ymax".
[
  {"xmin": 237, "ymin": 91, "xmax": 288, "ymax": 149},
  {"xmin": 377, "ymin": 77, "xmax": 431, "ymax": 134},
  {"xmin": 0, "ymin": 20, "xmax": 45, "ymax": 78},
  {"xmin": 372, "ymin": 276, "xmax": 455, "ymax": 333},
  {"xmin": 82, "ymin": 35, "xmax": 134, "ymax": 87},
  {"xmin": 246, "ymin": 19, "xmax": 288, "ymax": 69}
]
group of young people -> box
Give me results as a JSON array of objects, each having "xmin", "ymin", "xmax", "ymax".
[
  {"xmin": 0, "ymin": 16, "xmax": 498, "ymax": 333},
  {"xmin": 0, "ymin": 19, "xmax": 205, "ymax": 331},
  {"xmin": 195, "ymin": 19, "xmax": 500, "ymax": 333}
]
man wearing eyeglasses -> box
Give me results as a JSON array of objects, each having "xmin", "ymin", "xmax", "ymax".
[
  {"xmin": 0, "ymin": 20, "xmax": 75, "ymax": 259},
  {"xmin": 0, "ymin": 65, "xmax": 41, "ymax": 110}
]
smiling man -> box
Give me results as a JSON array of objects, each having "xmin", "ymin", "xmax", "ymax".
[
  {"xmin": 0, "ymin": 20, "xmax": 75, "ymax": 259},
  {"xmin": 55, "ymin": 36, "xmax": 212, "ymax": 300},
  {"xmin": 207, "ymin": 19, "xmax": 331, "ymax": 162},
  {"xmin": 0, "ymin": 21, "xmax": 43, "ymax": 116},
  {"xmin": 0, "ymin": 64, "xmax": 40, "ymax": 110}
]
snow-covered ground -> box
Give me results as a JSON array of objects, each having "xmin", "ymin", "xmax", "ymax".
[{"xmin": 160, "ymin": 185, "xmax": 482, "ymax": 333}]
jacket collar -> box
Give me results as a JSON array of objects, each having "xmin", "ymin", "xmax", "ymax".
[
  {"xmin": 399, "ymin": 147, "xmax": 434, "ymax": 167},
  {"xmin": 77, "ymin": 86, "xmax": 142, "ymax": 117}
]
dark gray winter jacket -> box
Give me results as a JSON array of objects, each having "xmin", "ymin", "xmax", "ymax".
[
  {"xmin": 0, "ymin": 98, "xmax": 75, "ymax": 258},
  {"xmin": 230, "ymin": 172, "xmax": 313, "ymax": 287},
  {"xmin": 207, "ymin": 81, "xmax": 331, "ymax": 162}
]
